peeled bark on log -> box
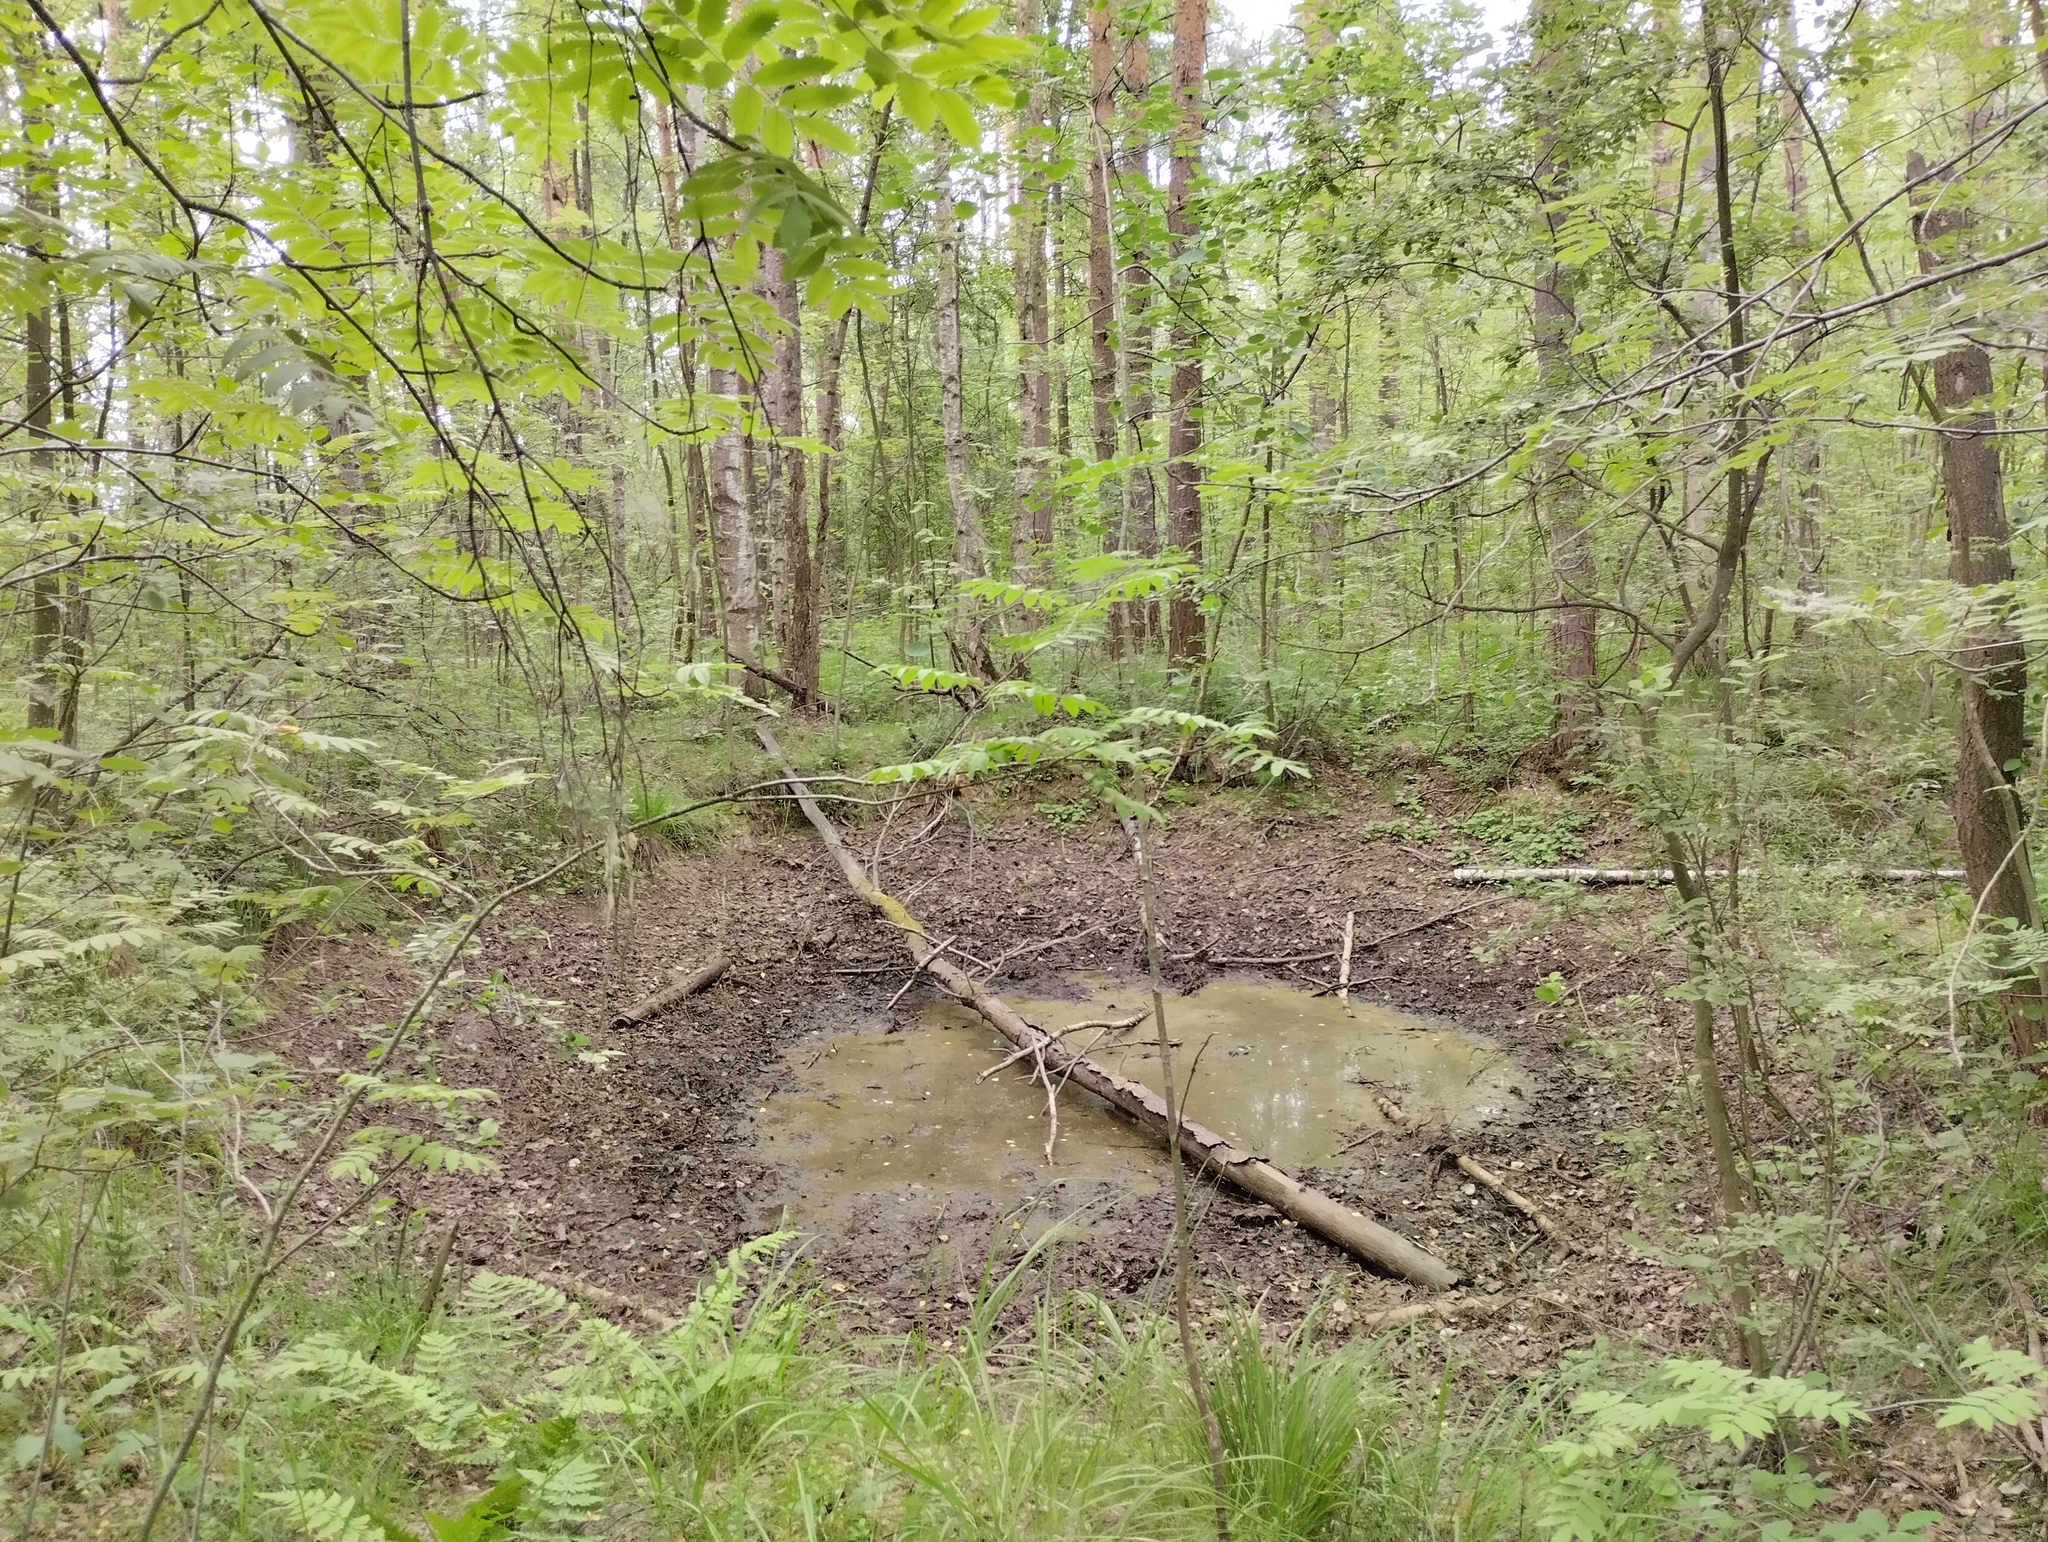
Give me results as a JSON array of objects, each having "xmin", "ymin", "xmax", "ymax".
[
  {"xmin": 758, "ymin": 727, "xmax": 1457, "ymax": 1292},
  {"xmin": 612, "ymin": 954, "xmax": 729, "ymax": 1027}
]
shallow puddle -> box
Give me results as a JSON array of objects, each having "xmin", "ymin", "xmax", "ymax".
[{"xmin": 751, "ymin": 978, "xmax": 1528, "ymax": 1226}]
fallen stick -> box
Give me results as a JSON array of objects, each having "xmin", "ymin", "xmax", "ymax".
[
  {"xmin": 758, "ymin": 727, "xmax": 1458, "ymax": 1292},
  {"xmin": 977, "ymin": 922, "xmax": 1110, "ymax": 980},
  {"xmin": 1450, "ymin": 866, "xmax": 1968, "ymax": 885},
  {"xmin": 885, "ymin": 935, "xmax": 959, "ymax": 1010},
  {"xmin": 1195, "ymin": 948, "xmax": 1337, "ymax": 966},
  {"xmin": 1353, "ymin": 1292, "xmax": 1504, "ymax": 1332},
  {"xmin": 1359, "ymin": 896, "xmax": 1504, "ymax": 948},
  {"xmin": 1454, "ymin": 1154, "xmax": 1571, "ymax": 1250},
  {"xmin": 1338, "ymin": 911, "xmax": 1356, "ymax": 1006},
  {"xmin": 978, "ymin": 1012, "xmax": 1149, "ymax": 1081},
  {"xmin": 1374, "ymin": 1094, "xmax": 1572, "ymax": 1252},
  {"xmin": 559, "ymin": 1273, "xmax": 679, "ymax": 1332},
  {"xmin": 611, "ymin": 954, "xmax": 729, "ymax": 1027}
]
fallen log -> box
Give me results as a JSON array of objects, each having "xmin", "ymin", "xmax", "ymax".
[
  {"xmin": 611, "ymin": 954, "xmax": 729, "ymax": 1028},
  {"xmin": 759, "ymin": 726, "xmax": 1458, "ymax": 1292},
  {"xmin": 1450, "ymin": 865, "xmax": 1967, "ymax": 885}
]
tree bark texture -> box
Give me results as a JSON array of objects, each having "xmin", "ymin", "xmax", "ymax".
[
  {"xmin": 1164, "ymin": 0, "xmax": 1206, "ymax": 663},
  {"xmin": 1528, "ymin": 0, "xmax": 1597, "ymax": 727},
  {"xmin": 1908, "ymin": 147, "xmax": 2037, "ymax": 1011},
  {"xmin": 762, "ymin": 248, "xmax": 816, "ymax": 698},
  {"xmin": 1010, "ymin": 0, "xmax": 1055, "ymax": 568},
  {"xmin": 935, "ymin": 154, "xmax": 984, "ymax": 580},
  {"xmin": 707, "ymin": 364, "xmax": 763, "ymax": 698},
  {"xmin": 1086, "ymin": 0, "xmax": 1119, "ymax": 480},
  {"xmin": 1120, "ymin": 22, "xmax": 1158, "ymax": 625}
]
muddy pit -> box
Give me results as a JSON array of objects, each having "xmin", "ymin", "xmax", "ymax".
[
  {"xmin": 281, "ymin": 779, "xmax": 1708, "ymax": 1358},
  {"xmin": 752, "ymin": 978, "xmax": 1530, "ymax": 1236}
]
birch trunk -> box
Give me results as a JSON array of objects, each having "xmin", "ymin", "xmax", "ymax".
[{"xmin": 763, "ymin": 247, "xmax": 815, "ymax": 698}]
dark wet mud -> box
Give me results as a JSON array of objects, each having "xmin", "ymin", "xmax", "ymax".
[
  {"xmin": 752, "ymin": 978, "xmax": 1530, "ymax": 1232},
  {"xmin": 274, "ymin": 774, "xmax": 1714, "ymax": 1366}
]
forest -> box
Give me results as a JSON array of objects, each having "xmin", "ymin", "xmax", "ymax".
[{"xmin": 5, "ymin": 0, "xmax": 2048, "ymax": 1533}]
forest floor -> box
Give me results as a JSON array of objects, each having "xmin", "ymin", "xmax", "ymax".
[{"xmin": 266, "ymin": 766, "xmax": 1738, "ymax": 1377}]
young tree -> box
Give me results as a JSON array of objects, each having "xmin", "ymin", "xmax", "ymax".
[
  {"xmin": 1163, "ymin": 0, "xmax": 1205, "ymax": 663},
  {"xmin": 1011, "ymin": 0, "xmax": 1056, "ymax": 567}
]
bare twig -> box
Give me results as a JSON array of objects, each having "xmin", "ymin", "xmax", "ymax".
[{"xmin": 978, "ymin": 1012, "xmax": 1148, "ymax": 1081}]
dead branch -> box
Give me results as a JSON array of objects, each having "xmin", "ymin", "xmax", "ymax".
[
  {"xmin": 759, "ymin": 726, "xmax": 1458, "ymax": 1292},
  {"xmin": 559, "ymin": 1273, "xmax": 679, "ymax": 1332},
  {"xmin": 1196, "ymin": 948, "xmax": 1337, "ymax": 965},
  {"xmin": 977, "ymin": 921, "xmax": 1110, "ymax": 979},
  {"xmin": 612, "ymin": 954, "xmax": 729, "ymax": 1027},
  {"xmin": 1359, "ymin": 896, "xmax": 1505, "ymax": 947},
  {"xmin": 1352, "ymin": 1292, "xmax": 1504, "ymax": 1332},
  {"xmin": 978, "ymin": 1012, "xmax": 1149, "ymax": 1081},
  {"xmin": 1449, "ymin": 866, "xmax": 1967, "ymax": 885},
  {"xmin": 1454, "ymin": 1153, "xmax": 1572, "ymax": 1250},
  {"xmin": 1375, "ymin": 1094, "xmax": 1573, "ymax": 1252},
  {"xmin": 1338, "ymin": 911, "xmax": 1356, "ymax": 1005}
]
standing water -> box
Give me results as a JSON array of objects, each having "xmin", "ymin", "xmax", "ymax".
[{"xmin": 750, "ymin": 977, "xmax": 1529, "ymax": 1230}]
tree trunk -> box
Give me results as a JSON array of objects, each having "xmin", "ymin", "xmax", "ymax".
[
  {"xmin": 1909, "ymin": 146, "xmax": 2039, "ymax": 1054},
  {"xmin": 763, "ymin": 247, "xmax": 816, "ymax": 699},
  {"xmin": 708, "ymin": 364, "xmax": 763, "ymax": 698},
  {"xmin": 1164, "ymin": 0, "xmax": 1206, "ymax": 664},
  {"xmin": 936, "ymin": 153, "xmax": 985, "ymax": 583},
  {"xmin": 16, "ymin": 33, "xmax": 61, "ymax": 739},
  {"xmin": 1085, "ymin": 0, "xmax": 1119, "ymax": 484},
  {"xmin": 1010, "ymin": 0, "xmax": 1055, "ymax": 569},
  {"xmin": 1528, "ymin": 0, "xmax": 1597, "ymax": 736},
  {"xmin": 1120, "ymin": 21, "xmax": 1158, "ymax": 637}
]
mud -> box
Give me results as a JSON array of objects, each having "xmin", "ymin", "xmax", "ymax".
[
  {"xmin": 269, "ymin": 769, "xmax": 1719, "ymax": 1368},
  {"xmin": 754, "ymin": 980, "xmax": 1529, "ymax": 1234}
]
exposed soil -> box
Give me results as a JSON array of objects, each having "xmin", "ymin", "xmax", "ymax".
[{"xmin": 268, "ymin": 770, "xmax": 1722, "ymax": 1372}]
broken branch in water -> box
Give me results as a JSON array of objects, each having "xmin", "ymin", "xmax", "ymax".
[
  {"xmin": 758, "ymin": 725, "xmax": 1458, "ymax": 1292},
  {"xmin": 978, "ymin": 1011, "xmax": 1149, "ymax": 1082},
  {"xmin": 611, "ymin": 954, "xmax": 729, "ymax": 1027},
  {"xmin": 885, "ymin": 935, "xmax": 959, "ymax": 1011}
]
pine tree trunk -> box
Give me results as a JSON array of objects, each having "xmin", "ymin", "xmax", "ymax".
[
  {"xmin": 1164, "ymin": 0, "xmax": 1206, "ymax": 664},
  {"xmin": 1086, "ymin": 0, "xmax": 1119, "ymax": 482}
]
